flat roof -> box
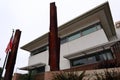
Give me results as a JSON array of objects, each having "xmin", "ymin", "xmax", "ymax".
[{"xmin": 21, "ymin": 2, "xmax": 116, "ymax": 52}]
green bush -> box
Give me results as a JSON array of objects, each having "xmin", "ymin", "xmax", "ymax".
[
  {"xmin": 93, "ymin": 69, "xmax": 120, "ymax": 80},
  {"xmin": 52, "ymin": 71, "xmax": 85, "ymax": 80}
]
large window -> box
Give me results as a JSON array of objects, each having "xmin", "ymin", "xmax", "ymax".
[
  {"xmin": 60, "ymin": 22, "xmax": 102, "ymax": 44},
  {"xmin": 70, "ymin": 49, "xmax": 113, "ymax": 67}
]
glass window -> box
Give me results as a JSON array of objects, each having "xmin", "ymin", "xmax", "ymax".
[
  {"xmin": 60, "ymin": 37, "xmax": 67, "ymax": 44},
  {"xmin": 96, "ymin": 24, "xmax": 101, "ymax": 30},
  {"xmin": 71, "ymin": 56, "xmax": 97, "ymax": 67},
  {"xmin": 95, "ymin": 55, "xmax": 101, "ymax": 61},
  {"xmin": 72, "ymin": 58, "xmax": 88, "ymax": 66},
  {"xmin": 70, "ymin": 49, "xmax": 113, "ymax": 67},
  {"xmin": 81, "ymin": 26, "xmax": 97, "ymax": 36},
  {"xmin": 87, "ymin": 56, "xmax": 96, "ymax": 64},
  {"xmin": 68, "ymin": 32, "xmax": 81, "ymax": 41},
  {"xmin": 60, "ymin": 22, "xmax": 101, "ymax": 44},
  {"xmin": 99, "ymin": 50, "xmax": 113, "ymax": 61},
  {"xmin": 99, "ymin": 53, "xmax": 107, "ymax": 61},
  {"xmin": 106, "ymin": 52, "xmax": 113, "ymax": 60},
  {"xmin": 107, "ymin": 53, "xmax": 113, "ymax": 60}
]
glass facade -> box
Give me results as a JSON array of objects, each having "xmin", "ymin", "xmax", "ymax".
[{"xmin": 70, "ymin": 49, "xmax": 113, "ymax": 67}]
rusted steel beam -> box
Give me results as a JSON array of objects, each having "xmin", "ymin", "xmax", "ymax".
[
  {"xmin": 49, "ymin": 2, "xmax": 60, "ymax": 71},
  {"xmin": 4, "ymin": 29, "xmax": 21, "ymax": 80}
]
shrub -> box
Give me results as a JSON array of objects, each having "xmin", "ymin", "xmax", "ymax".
[
  {"xmin": 52, "ymin": 71, "xmax": 85, "ymax": 80},
  {"xmin": 93, "ymin": 69, "xmax": 120, "ymax": 80}
]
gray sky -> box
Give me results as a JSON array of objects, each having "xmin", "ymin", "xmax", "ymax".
[{"xmin": 0, "ymin": 0, "xmax": 120, "ymax": 73}]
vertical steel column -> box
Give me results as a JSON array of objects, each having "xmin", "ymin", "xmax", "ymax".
[
  {"xmin": 49, "ymin": 2, "xmax": 60, "ymax": 71},
  {"xmin": 4, "ymin": 29, "xmax": 21, "ymax": 80}
]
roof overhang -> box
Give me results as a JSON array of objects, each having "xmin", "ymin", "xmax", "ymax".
[
  {"xmin": 21, "ymin": 2, "xmax": 116, "ymax": 52},
  {"xmin": 64, "ymin": 39, "xmax": 120, "ymax": 60},
  {"xmin": 58, "ymin": 2, "xmax": 116, "ymax": 41},
  {"xmin": 19, "ymin": 63, "xmax": 46, "ymax": 70}
]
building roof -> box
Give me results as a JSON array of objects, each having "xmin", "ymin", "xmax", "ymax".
[{"xmin": 21, "ymin": 2, "xmax": 116, "ymax": 52}]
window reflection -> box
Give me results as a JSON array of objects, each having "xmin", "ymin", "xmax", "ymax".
[
  {"xmin": 81, "ymin": 26, "xmax": 97, "ymax": 36},
  {"xmin": 71, "ymin": 49, "xmax": 113, "ymax": 67},
  {"xmin": 68, "ymin": 32, "xmax": 81, "ymax": 41}
]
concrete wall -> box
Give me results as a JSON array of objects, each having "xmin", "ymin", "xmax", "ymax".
[
  {"xmin": 28, "ymin": 29, "xmax": 108, "ymax": 71},
  {"xmin": 29, "ymin": 50, "xmax": 50, "ymax": 71}
]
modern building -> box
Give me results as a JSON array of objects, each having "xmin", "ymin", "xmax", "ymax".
[{"xmin": 20, "ymin": 2, "xmax": 120, "ymax": 77}]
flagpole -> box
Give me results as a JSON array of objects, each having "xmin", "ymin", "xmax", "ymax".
[
  {"xmin": 0, "ymin": 30, "xmax": 14, "ymax": 80},
  {"xmin": 0, "ymin": 53, "xmax": 9, "ymax": 80}
]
